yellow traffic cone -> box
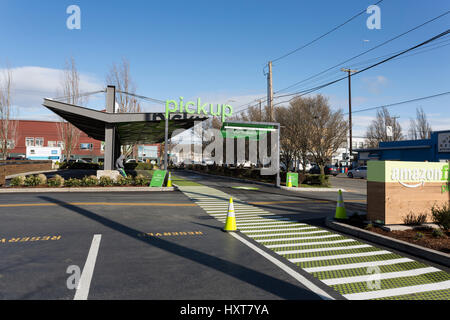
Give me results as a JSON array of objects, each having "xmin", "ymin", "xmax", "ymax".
[
  {"xmin": 335, "ymin": 189, "xmax": 347, "ymax": 219},
  {"xmin": 167, "ymin": 171, "xmax": 172, "ymax": 187},
  {"xmin": 287, "ymin": 174, "xmax": 292, "ymax": 187},
  {"xmin": 223, "ymin": 197, "xmax": 238, "ymax": 232}
]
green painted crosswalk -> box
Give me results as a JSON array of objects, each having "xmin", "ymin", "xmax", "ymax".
[{"xmin": 177, "ymin": 184, "xmax": 450, "ymax": 300}]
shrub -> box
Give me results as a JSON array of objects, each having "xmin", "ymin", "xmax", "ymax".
[
  {"xmin": 364, "ymin": 223, "xmax": 373, "ymax": 230},
  {"xmin": 134, "ymin": 174, "xmax": 150, "ymax": 186},
  {"xmin": 37, "ymin": 174, "xmax": 47, "ymax": 185},
  {"xmin": 24, "ymin": 175, "xmax": 41, "ymax": 187},
  {"xmin": 98, "ymin": 176, "xmax": 114, "ymax": 187},
  {"xmin": 10, "ymin": 175, "xmax": 25, "ymax": 187},
  {"xmin": 115, "ymin": 175, "xmax": 134, "ymax": 186},
  {"xmin": 81, "ymin": 175, "xmax": 98, "ymax": 187},
  {"xmin": 432, "ymin": 228, "xmax": 445, "ymax": 238},
  {"xmin": 48, "ymin": 177, "xmax": 62, "ymax": 187},
  {"xmin": 64, "ymin": 178, "xmax": 82, "ymax": 187},
  {"xmin": 431, "ymin": 203, "xmax": 450, "ymax": 231},
  {"xmin": 403, "ymin": 212, "xmax": 428, "ymax": 226},
  {"xmin": 414, "ymin": 232, "xmax": 424, "ymax": 240}
]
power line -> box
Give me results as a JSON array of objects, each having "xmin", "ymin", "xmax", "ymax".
[
  {"xmin": 272, "ymin": 28, "xmax": 450, "ymax": 104},
  {"xmin": 344, "ymin": 91, "xmax": 450, "ymax": 115},
  {"xmin": 274, "ymin": 10, "xmax": 450, "ymax": 94},
  {"xmin": 270, "ymin": 0, "xmax": 385, "ymax": 64},
  {"xmin": 234, "ymin": 10, "xmax": 450, "ymax": 114}
]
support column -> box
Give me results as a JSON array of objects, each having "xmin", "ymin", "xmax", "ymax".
[{"xmin": 104, "ymin": 85, "xmax": 116, "ymax": 170}]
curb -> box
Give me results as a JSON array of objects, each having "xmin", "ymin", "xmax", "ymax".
[
  {"xmin": 280, "ymin": 186, "xmax": 346, "ymax": 192},
  {"xmin": 0, "ymin": 186, "xmax": 176, "ymax": 193},
  {"xmin": 6, "ymin": 170, "xmax": 58, "ymax": 179},
  {"xmin": 325, "ymin": 217, "xmax": 450, "ymax": 267},
  {"xmin": 184, "ymin": 169, "xmax": 278, "ymax": 188}
]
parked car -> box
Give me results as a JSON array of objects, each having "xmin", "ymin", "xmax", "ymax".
[
  {"xmin": 347, "ymin": 166, "xmax": 367, "ymax": 179},
  {"xmin": 126, "ymin": 159, "xmax": 137, "ymax": 163},
  {"xmin": 309, "ymin": 165, "xmax": 338, "ymax": 176}
]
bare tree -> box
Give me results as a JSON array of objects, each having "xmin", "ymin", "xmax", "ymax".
[
  {"xmin": 365, "ymin": 107, "xmax": 403, "ymax": 148},
  {"xmin": 58, "ymin": 57, "xmax": 83, "ymax": 161},
  {"xmin": 0, "ymin": 66, "xmax": 18, "ymax": 160},
  {"xmin": 106, "ymin": 58, "xmax": 141, "ymax": 157},
  {"xmin": 409, "ymin": 107, "xmax": 432, "ymax": 140},
  {"xmin": 301, "ymin": 95, "xmax": 348, "ymax": 175}
]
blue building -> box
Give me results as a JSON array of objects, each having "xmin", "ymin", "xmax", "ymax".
[{"xmin": 356, "ymin": 130, "xmax": 450, "ymax": 164}]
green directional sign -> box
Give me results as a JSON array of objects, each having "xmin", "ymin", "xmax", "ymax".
[
  {"xmin": 286, "ymin": 172, "xmax": 299, "ymax": 187},
  {"xmin": 220, "ymin": 122, "xmax": 276, "ymax": 141},
  {"xmin": 150, "ymin": 170, "xmax": 167, "ymax": 187}
]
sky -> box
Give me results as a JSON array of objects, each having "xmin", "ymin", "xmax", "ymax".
[{"xmin": 0, "ymin": 0, "xmax": 449, "ymax": 139}]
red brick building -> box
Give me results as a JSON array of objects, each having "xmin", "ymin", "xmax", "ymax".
[{"xmin": 6, "ymin": 120, "xmax": 161, "ymax": 162}]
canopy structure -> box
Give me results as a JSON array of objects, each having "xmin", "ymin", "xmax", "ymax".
[{"xmin": 43, "ymin": 86, "xmax": 207, "ymax": 170}]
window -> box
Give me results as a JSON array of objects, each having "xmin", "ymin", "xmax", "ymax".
[
  {"xmin": 25, "ymin": 137, "xmax": 34, "ymax": 147},
  {"xmin": 80, "ymin": 143, "xmax": 93, "ymax": 150},
  {"xmin": 35, "ymin": 138, "xmax": 44, "ymax": 147},
  {"xmin": 57, "ymin": 141, "xmax": 65, "ymax": 150},
  {"xmin": 7, "ymin": 140, "xmax": 15, "ymax": 149},
  {"xmin": 48, "ymin": 141, "xmax": 57, "ymax": 147}
]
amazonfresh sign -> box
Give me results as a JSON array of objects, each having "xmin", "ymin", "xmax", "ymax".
[
  {"xmin": 368, "ymin": 161, "xmax": 449, "ymax": 190},
  {"xmin": 165, "ymin": 97, "xmax": 233, "ymax": 122}
]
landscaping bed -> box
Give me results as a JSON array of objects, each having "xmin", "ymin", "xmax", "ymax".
[
  {"xmin": 5, "ymin": 172, "xmax": 158, "ymax": 188},
  {"xmin": 341, "ymin": 213, "xmax": 450, "ymax": 254},
  {"xmin": 185, "ymin": 164, "xmax": 330, "ymax": 187}
]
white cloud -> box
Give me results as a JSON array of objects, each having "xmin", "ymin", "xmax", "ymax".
[
  {"xmin": 1, "ymin": 66, "xmax": 103, "ymax": 119},
  {"xmin": 362, "ymin": 75, "xmax": 388, "ymax": 94}
]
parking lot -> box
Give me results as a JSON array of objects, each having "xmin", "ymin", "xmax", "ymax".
[{"xmin": 0, "ymin": 191, "xmax": 324, "ymax": 300}]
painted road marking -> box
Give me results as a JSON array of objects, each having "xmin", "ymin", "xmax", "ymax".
[
  {"xmin": 74, "ymin": 234, "xmax": 101, "ymax": 300},
  {"xmin": 0, "ymin": 202, "xmax": 197, "ymax": 208},
  {"xmin": 255, "ymin": 234, "xmax": 342, "ymax": 243},
  {"xmin": 343, "ymin": 281, "xmax": 450, "ymax": 300},
  {"xmin": 229, "ymin": 232, "xmax": 334, "ymax": 300},
  {"xmin": 178, "ymin": 184, "xmax": 449, "ymax": 300},
  {"xmin": 322, "ymin": 267, "xmax": 441, "ymax": 286},
  {"xmin": 138, "ymin": 231, "xmax": 204, "ymax": 237},
  {"xmin": 277, "ymin": 244, "xmax": 372, "ymax": 255},
  {"xmin": 0, "ymin": 235, "xmax": 61, "ymax": 244},
  {"xmin": 266, "ymin": 239, "xmax": 357, "ymax": 249},
  {"xmin": 288, "ymin": 250, "xmax": 391, "ymax": 263},
  {"xmin": 302, "ymin": 258, "xmax": 413, "ymax": 273}
]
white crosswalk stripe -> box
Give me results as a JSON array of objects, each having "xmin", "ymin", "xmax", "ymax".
[
  {"xmin": 178, "ymin": 184, "xmax": 450, "ymax": 301},
  {"xmin": 277, "ymin": 244, "xmax": 372, "ymax": 255}
]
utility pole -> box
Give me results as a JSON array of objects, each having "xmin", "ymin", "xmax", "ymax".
[
  {"xmin": 258, "ymin": 99, "xmax": 262, "ymax": 121},
  {"xmin": 267, "ymin": 61, "xmax": 274, "ymax": 122},
  {"xmin": 341, "ymin": 68, "xmax": 357, "ymax": 164}
]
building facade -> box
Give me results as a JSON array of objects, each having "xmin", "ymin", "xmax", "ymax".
[
  {"xmin": 5, "ymin": 120, "xmax": 162, "ymax": 162},
  {"xmin": 355, "ymin": 130, "xmax": 450, "ymax": 165}
]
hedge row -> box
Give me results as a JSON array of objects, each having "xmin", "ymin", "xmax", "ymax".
[
  {"xmin": 10, "ymin": 174, "xmax": 152, "ymax": 188},
  {"xmin": 58, "ymin": 162, "xmax": 158, "ymax": 171},
  {"xmin": 185, "ymin": 164, "xmax": 329, "ymax": 186}
]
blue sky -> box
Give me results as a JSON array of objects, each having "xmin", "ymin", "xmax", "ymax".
[{"xmin": 0, "ymin": 0, "xmax": 449, "ymax": 137}]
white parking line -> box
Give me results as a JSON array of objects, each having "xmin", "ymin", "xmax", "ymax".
[{"xmin": 74, "ymin": 234, "xmax": 102, "ymax": 300}]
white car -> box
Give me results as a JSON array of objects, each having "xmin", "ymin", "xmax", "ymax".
[{"xmin": 347, "ymin": 166, "xmax": 367, "ymax": 179}]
